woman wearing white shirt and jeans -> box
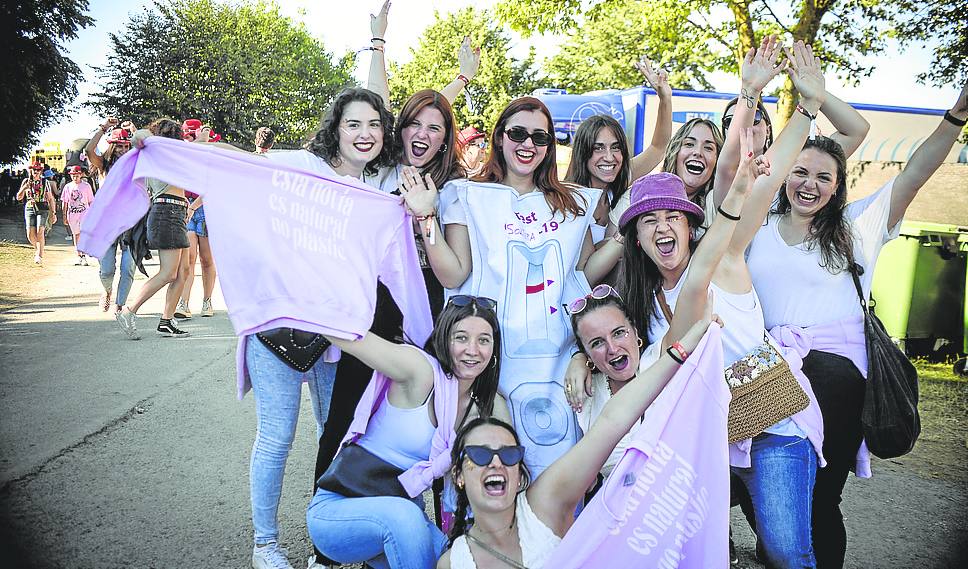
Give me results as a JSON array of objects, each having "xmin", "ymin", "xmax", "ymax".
[{"xmin": 747, "ymin": 80, "xmax": 968, "ymax": 568}]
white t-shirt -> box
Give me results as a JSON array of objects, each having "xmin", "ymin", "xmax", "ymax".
[
  {"xmin": 362, "ymin": 164, "xmax": 401, "ymax": 194},
  {"xmin": 747, "ymin": 178, "xmax": 902, "ymax": 330}
]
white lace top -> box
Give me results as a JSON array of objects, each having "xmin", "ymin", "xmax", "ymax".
[{"xmin": 449, "ymin": 493, "xmax": 560, "ymax": 569}]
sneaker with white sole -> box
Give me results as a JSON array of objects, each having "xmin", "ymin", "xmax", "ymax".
[
  {"xmin": 156, "ymin": 319, "xmax": 189, "ymax": 337},
  {"xmin": 306, "ymin": 554, "xmax": 330, "ymax": 569},
  {"xmin": 34, "ymin": 254, "xmax": 41, "ymax": 264},
  {"xmin": 252, "ymin": 542, "xmax": 294, "ymax": 569},
  {"xmin": 174, "ymin": 300, "xmax": 192, "ymax": 319},
  {"xmin": 200, "ymin": 298, "xmax": 214, "ymax": 317},
  {"xmin": 74, "ymin": 257, "xmax": 83, "ymax": 266},
  {"xmin": 115, "ymin": 307, "xmax": 141, "ymax": 340},
  {"xmin": 81, "ymin": 255, "xmax": 89, "ymax": 266}
]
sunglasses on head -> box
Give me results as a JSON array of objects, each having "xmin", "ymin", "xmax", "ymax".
[
  {"xmin": 504, "ymin": 126, "xmax": 553, "ymax": 147},
  {"xmin": 447, "ymin": 295, "xmax": 498, "ymax": 312},
  {"xmin": 565, "ymin": 284, "xmax": 621, "ymax": 316},
  {"xmin": 722, "ymin": 109, "xmax": 764, "ymax": 132},
  {"xmin": 462, "ymin": 445, "xmax": 525, "ymax": 467}
]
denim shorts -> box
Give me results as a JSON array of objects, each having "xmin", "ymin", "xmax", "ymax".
[
  {"xmin": 25, "ymin": 207, "xmax": 48, "ymax": 230},
  {"xmin": 147, "ymin": 199, "xmax": 189, "ymax": 250},
  {"xmin": 186, "ymin": 207, "xmax": 207, "ymax": 237}
]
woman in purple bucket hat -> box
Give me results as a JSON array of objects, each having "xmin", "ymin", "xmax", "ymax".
[{"xmin": 573, "ymin": 41, "xmax": 834, "ymax": 569}]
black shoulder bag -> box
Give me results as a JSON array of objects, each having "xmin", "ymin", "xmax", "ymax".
[
  {"xmin": 256, "ymin": 328, "xmax": 331, "ymax": 373},
  {"xmin": 849, "ymin": 263, "xmax": 920, "ymax": 459}
]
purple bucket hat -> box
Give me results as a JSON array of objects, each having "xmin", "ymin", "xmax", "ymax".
[{"xmin": 618, "ymin": 172, "xmax": 705, "ymax": 230}]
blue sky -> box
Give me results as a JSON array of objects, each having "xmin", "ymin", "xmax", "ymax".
[{"xmin": 35, "ymin": 0, "xmax": 960, "ymax": 158}]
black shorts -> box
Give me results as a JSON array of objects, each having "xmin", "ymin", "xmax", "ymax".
[{"xmin": 147, "ymin": 199, "xmax": 189, "ymax": 250}]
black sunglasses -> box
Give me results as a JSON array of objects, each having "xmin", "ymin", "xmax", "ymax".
[
  {"xmin": 504, "ymin": 126, "xmax": 553, "ymax": 147},
  {"xmin": 722, "ymin": 109, "xmax": 764, "ymax": 132},
  {"xmin": 448, "ymin": 295, "xmax": 497, "ymax": 311},
  {"xmin": 462, "ymin": 445, "xmax": 525, "ymax": 467}
]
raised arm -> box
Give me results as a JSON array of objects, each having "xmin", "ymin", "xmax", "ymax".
[
  {"xmin": 630, "ymin": 56, "xmax": 673, "ymax": 179},
  {"xmin": 822, "ymin": 91, "xmax": 870, "ymax": 158},
  {"xmin": 728, "ymin": 40, "xmax": 826, "ymax": 254},
  {"xmin": 365, "ymin": 0, "xmax": 391, "ymax": 108},
  {"xmin": 326, "ymin": 332, "xmax": 434, "ymax": 388},
  {"xmin": 399, "ymin": 166, "xmax": 473, "ymax": 288},
  {"xmin": 528, "ymin": 312, "xmax": 716, "ymax": 535},
  {"xmin": 438, "ymin": 37, "xmax": 481, "ymax": 105},
  {"xmin": 712, "ymin": 35, "xmax": 786, "ymax": 209},
  {"xmin": 888, "ymin": 80, "xmax": 968, "ymax": 229},
  {"xmin": 580, "ymin": 231, "xmax": 624, "ymax": 285},
  {"xmin": 85, "ymin": 116, "xmax": 119, "ymax": 171}
]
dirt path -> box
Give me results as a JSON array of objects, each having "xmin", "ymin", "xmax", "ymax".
[{"xmin": 0, "ymin": 204, "xmax": 965, "ymax": 567}]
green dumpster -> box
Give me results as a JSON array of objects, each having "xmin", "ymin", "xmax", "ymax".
[{"xmin": 870, "ymin": 221, "xmax": 968, "ymax": 355}]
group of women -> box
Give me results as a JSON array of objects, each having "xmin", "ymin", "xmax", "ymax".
[{"xmin": 120, "ymin": 2, "xmax": 967, "ymax": 566}]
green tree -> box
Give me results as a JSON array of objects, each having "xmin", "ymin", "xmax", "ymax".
[
  {"xmin": 0, "ymin": 0, "xmax": 93, "ymax": 163},
  {"xmin": 88, "ymin": 0, "xmax": 354, "ymax": 148},
  {"xmin": 387, "ymin": 8, "xmax": 542, "ymax": 130},
  {"xmin": 893, "ymin": 1, "xmax": 966, "ymax": 88},
  {"xmin": 497, "ymin": 0, "xmax": 907, "ymax": 122}
]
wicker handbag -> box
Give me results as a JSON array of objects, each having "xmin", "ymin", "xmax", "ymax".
[{"xmin": 724, "ymin": 336, "xmax": 810, "ymax": 443}]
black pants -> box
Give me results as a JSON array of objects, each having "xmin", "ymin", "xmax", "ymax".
[{"xmin": 311, "ymin": 270, "xmax": 443, "ymax": 565}]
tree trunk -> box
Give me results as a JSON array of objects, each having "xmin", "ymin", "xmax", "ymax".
[
  {"xmin": 775, "ymin": 0, "xmax": 835, "ymax": 127},
  {"xmin": 728, "ymin": 0, "xmax": 756, "ymax": 66}
]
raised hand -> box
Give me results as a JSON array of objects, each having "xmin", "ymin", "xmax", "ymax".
[
  {"xmin": 398, "ymin": 165, "xmax": 438, "ymax": 217},
  {"xmin": 458, "ymin": 36, "xmax": 481, "ymax": 81},
  {"xmin": 737, "ymin": 127, "xmax": 771, "ymax": 185},
  {"xmin": 785, "ymin": 40, "xmax": 825, "ymax": 112},
  {"xmin": 741, "ymin": 34, "xmax": 785, "ymax": 93},
  {"xmin": 101, "ymin": 116, "xmax": 119, "ymax": 131},
  {"xmin": 370, "ymin": 0, "xmax": 390, "ymax": 39},
  {"xmin": 634, "ymin": 55, "xmax": 671, "ymax": 99}
]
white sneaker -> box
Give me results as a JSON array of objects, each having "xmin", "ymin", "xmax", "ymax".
[
  {"xmin": 200, "ymin": 298, "xmax": 214, "ymax": 317},
  {"xmin": 307, "ymin": 554, "xmax": 331, "ymax": 569},
  {"xmin": 115, "ymin": 306, "xmax": 141, "ymax": 340},
  {"xmin": 81, "ymin": 255, "xmax": 90, "ymax": 266},
  {"xmin": 174, "ymin": 300, "xmax": 192, "ymax": 319},
  {"xmin": 252, "ymin": 542, "xmax": 294, "ymax": 569},
  {"xmin": 74, "ymin": 256, "xmax": 83, "ymax": 266},
  {"xmin": 34, "ymin": 254, "xmax": 41, "ymax": 264}
]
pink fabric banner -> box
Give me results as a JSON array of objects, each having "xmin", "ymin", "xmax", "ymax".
[{"xmin": 545, "ymin": 325, "xmax": 730, "ymax": 568}]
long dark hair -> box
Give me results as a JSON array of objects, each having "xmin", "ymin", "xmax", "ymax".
[
  {"xmin": 476, "ymin": 96, "xmax": 586, "ymax": 219},
  {"xmin": 619, "ymin": 213, "xmax": 701, "ymax": 345},
  {"xmin": 305, "ymin": 87, "xmax": 396, "ymax": 176},
  {"xmin": 395, "ymin": 89, "xmax": 464, "ymax": 186},
  {"xmin": 565, "ymin": 115, "xmax": 632, "ymax": 209},
  {"xmin": 661, "ymin": 118, "xmax": 724, "ymax": 210},
  {"xmin": 423, "ymin": 299, "xmax": 502, "ymax": 421},
  {"xmin": 721, "ymin": 97, "xmax": 774, "ymax": 154},
  {"xmin": 448, "ymin": 417, "xmax": 531, "ymax": 545},
  {"xmin": 773, "ymin": 136, "xmax": 854, "ymax": 273}
]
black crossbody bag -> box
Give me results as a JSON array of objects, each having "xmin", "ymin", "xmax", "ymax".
[
  {"xmin": 255, "ymin": 328, "xmax": 331, "ymax": 373},
  {"xmin": 849, "ymin": 263, "xmax": 920, "ymax": 459}
]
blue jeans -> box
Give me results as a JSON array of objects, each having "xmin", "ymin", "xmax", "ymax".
[
  {"xmin": 731, "ymin": 434, "xmax": 817, "ymax": 569},
  {"xmin": 98, "ymin": 241, "xmax": 136, "ymax": 306},
  {"xmin": 307, "ymin": 488, "xmax": 446, "ymax": 569},
  {"xmin": 247, "ymin": 338, "xmax": 336, "ymax": 545}
]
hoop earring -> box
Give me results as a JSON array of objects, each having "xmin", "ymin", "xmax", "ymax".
[
  {"xmin": 585, "ymin": 359, "xmax": 597, "ymax": 372},
  {"xmin": 637, "ymin": 337, "xmax": 643, "ymax": 348},
  {"xmin": 636, "ymin": 239, "xmax": 640, "ymax": 247},
  {"xmin": 439, "ymin": 142, "xmax": 447, "ymax": 153}
]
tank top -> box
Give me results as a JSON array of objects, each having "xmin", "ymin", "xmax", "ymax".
[
  {"xmin": 449, "ymin": 493, "xmax": 560, "ymax": 569},
  {"xmin": 357, "ymin": 390, "xmax": 436, "ymax": 471}
]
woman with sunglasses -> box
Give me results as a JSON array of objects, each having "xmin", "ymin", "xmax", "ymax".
[
  {"xmin": 439, "ymin": 302, "xmax": 716, "ymax": 569},
  {"xmin": 401, "ymin": 96, "xmax": 625, "ymax": 481},
  {"xmin": 565, "ymin": 56, "xmax": 673, "ymax": 246},
  {"xmin": 86, "ymin": 117, "xmax": 137, "ymax": 313},
  {"xmin": 711, "ymin": 36, "xmax": 870, "ymax": 215},
  {"xmin": 597, "ymin": 43, "xmax": 831, "ymax": 568},
  {"xmin": 308, "ymin": 295, "xmax": 510, "ymax": 569}
]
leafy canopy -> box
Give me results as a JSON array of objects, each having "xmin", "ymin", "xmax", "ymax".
[
  {"xmin": 0, "ymin": 0, "xmax": 93, "ymax": 163},
  {"xmin": 388, "ymin": 8, "xmax": 541, "ymax": 131},
  {"xmin": 88, "ymin": 0, "xmax": 354, "ymax": 149}
]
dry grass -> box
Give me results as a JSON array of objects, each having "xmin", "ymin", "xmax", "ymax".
[{"xmin": 0, "ymin": 241, "xmax": 38, "ymax": 311}]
